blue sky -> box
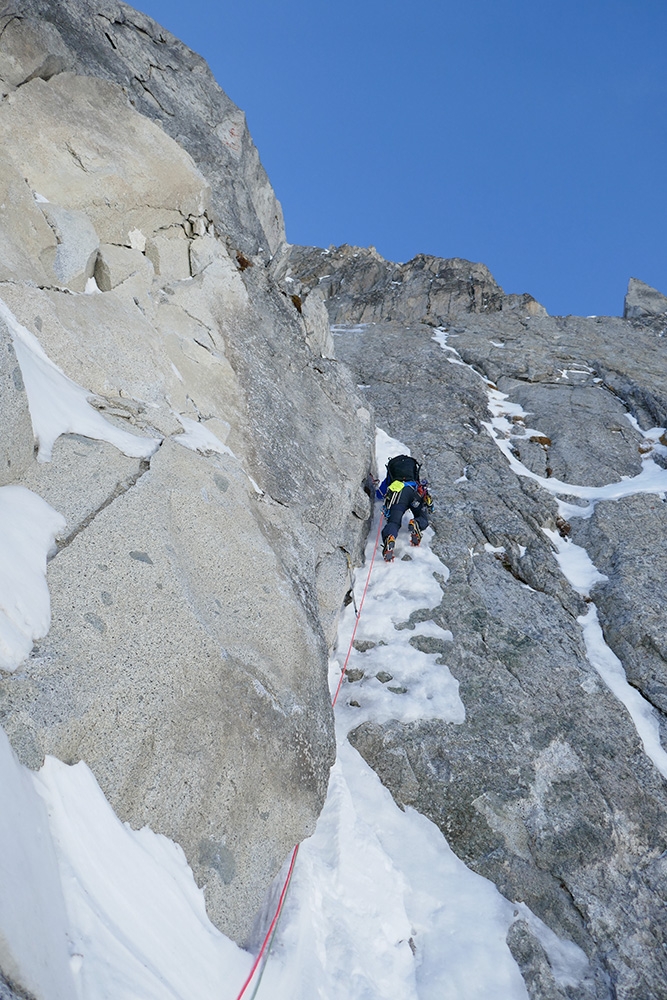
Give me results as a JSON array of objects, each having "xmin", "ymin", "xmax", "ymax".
[{"xmin": 132, "ymin": 1, "xmax": 666, "ymax": 317}]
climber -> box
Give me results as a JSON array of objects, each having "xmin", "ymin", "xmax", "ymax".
[{"xmin": 376, "ymin": 454, "xmax": 433, "ymax": 562}]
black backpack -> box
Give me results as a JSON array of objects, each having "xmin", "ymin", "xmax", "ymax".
[{"xmin": 386, "ymin": 454, "xmax": 421, "ymax": 483}]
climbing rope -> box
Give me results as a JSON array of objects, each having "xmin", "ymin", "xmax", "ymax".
[
  {"xmin": 233, "ymin": 513, "xmax": 384, "ymax": 1000},
  {"xmin": 234, "ymin": 844, "xmax": 300, "ymax": 1000},
  {"xmin": 332, "ymin": 515, "xmax": 384, "ymax": 707}
]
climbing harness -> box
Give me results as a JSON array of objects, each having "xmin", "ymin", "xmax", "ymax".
[{"xmin": 233, "ymin": 513, "xmax": 385, "ymax": 998}]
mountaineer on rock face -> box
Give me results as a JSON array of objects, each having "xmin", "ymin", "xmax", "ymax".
[{"xmin": 376, "ymin": 454, "xmax": 433, "ymax": 562}]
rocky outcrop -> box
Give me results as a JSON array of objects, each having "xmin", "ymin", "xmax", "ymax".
[
  {"xmin": 276, "ymin": 243, "xmax": 547, "ymax": 327},
  {"xmin": 3, "ymin": 2, "xmax": 667, "ymax": 997},
  {"xmin": 0, "ymin": 2, "xmax": 372, "ymax": 958},
  {"xmin": 1, "ymin": 0, "xmax": 283, "ymax": 256},
  {"xmin": 624, "ymin": 277, "xmax": 667, "ymax": 320},
  {"xmin": 290, "ymin": 246, "xmax": 667, "ymax": 998}
]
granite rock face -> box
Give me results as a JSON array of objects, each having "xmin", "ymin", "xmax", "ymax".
[
  {"xmin": 0, "ymin": 324, "xmax": 32, "ymax": 487},
  {"xmin": 4, "ymin": 441, "xmax": 337, "ymax": 936},
  {"xmin": 572, "ymin": 495, "xmax": 667, "ymax": 718},
  {"xmin": 1, "ymin": 0, "xmax": 283, "ymax": 256},
  {"xmin": 624, "ymin": 277, "xmax": 667, "ymax": 320},
  {"xmin": 277, "ymin": 243, "xmax": 547, "ymax": 328},
  {"xmin": 290, "ymin": 245, "xmax": 667, "ymax": 999},
  {"xmin": 2, "ymin": 2, "xmax": 667, "ymax": 997},
  {"xmin": 0, "ymin": 2, "xmax": 371, "ymax": 966}
]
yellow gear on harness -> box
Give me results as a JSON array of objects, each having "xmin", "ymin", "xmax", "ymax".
[{"xmin": 388, "ymin": 480, "xmax": 405, "ymax": 492}]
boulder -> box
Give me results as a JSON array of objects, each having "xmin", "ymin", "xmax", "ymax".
[
  {"xmin": 39, "ymin": 204, "xmax": 100, "ymax": 292},
  {"xmin": 145, "ymin": 229, "xmax": 191, "ymax": 282},
  {"xmin": 94, "ymin": 243, "xmax": 153, "ymax": 292}
]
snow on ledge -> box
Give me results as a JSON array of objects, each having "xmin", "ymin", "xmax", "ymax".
[
  {"xmin": 0, "ymin": 298, "xmax": 160, "ymax": 462},
  {"xmin": 172, "ymin": 414, "xmax": 235, "ymax": 457},
  {"xmin": 578, "ymin": 606, "xmax": 667, "ymax": 778}
]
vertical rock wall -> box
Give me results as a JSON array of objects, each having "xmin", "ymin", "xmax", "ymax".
[{"xmin": 0, "ymin": 1, "xmax": 372, "ymax": 954}]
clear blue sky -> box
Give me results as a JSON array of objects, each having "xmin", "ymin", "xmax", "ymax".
[{"xmin": 132, "ymin": 0, "xmax": 665, "ymax": 317}]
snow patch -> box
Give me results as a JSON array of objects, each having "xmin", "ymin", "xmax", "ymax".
[
  {"xmin": 33, "ymin": 756, "xmax": 251, "ymax": 1000},
  {"xmin": 331, "ymin": 323, "xmax": 369, "ymax": 335},
  {"xmin": 0, "ymin": 727, "xmax": 75, "ymax": 1000},
  {"xmin": 261, "ymin": 738, "xmax": 531, "ymax": 1000},
  {"xmin": 542, "ymin": 529, "xmax": 607, "ymax": 597},
  {"xmin": 0, "ymin": 486, "xmax": 66, "ymax": 672},
  {"xmin": 172, "ymin": 414, "xmax": 235, "ymax": 457},
  {"xmin": 0, "ymin": 299, "xmax": 160, "ymax": 462},
  {"xmin": 577, "ymin": 607, "xmax": 667, "ymax": 778}
]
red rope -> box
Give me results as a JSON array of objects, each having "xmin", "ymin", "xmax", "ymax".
[
  {"xmin": 234, "ymin": 844, "xmax": 300, "ymax": 1000},
  {"xmin": 233, "ymin": 514, "xmax": 384, "ymax": 999}
]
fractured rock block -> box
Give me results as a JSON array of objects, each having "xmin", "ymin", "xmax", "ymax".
[
  {"xmin": 0, "ymin": 13, "xmax": 74, "ymax": 89},
  {"xmin": 0, "ymin": 74, "xmax": 210, "ymax": 248},
  {"xmin": 94, "ymin": 244, "xmax": 153, "ymax": 293},
  {"xmin": 39, "ymin": 203, "xmax": 99, "ymax": 292},
  {"xmin": 0, "ymin": 149, "xmax": 55, "ymax": 285},
  {"xmin": 145, "ymin": 231, "xmax": 191, "ymax": 282},
  {"xmin": 302, "ymin": 287, "xmax": 335, "ymax": 359},
  {"xmin": 189, "ymin": 232, "xmax": 219, "ymax": 276}
]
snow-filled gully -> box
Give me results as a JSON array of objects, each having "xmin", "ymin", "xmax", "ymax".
[
  {"xmin": 433, "ymin": 328, "xmax": 667, "ymax": 779},
  {"xmin": 252, "ymin": 427, "xmax": 589, "ymax": 1000}
]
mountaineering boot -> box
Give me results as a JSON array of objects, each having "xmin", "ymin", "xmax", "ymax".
[
  {"xmin": 382, "ymin": 535, "xmax": 396, "ymax": 562},
  {"xmin": 409, "ymin": 519, "xmax": 422, "ymax": 547}
]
